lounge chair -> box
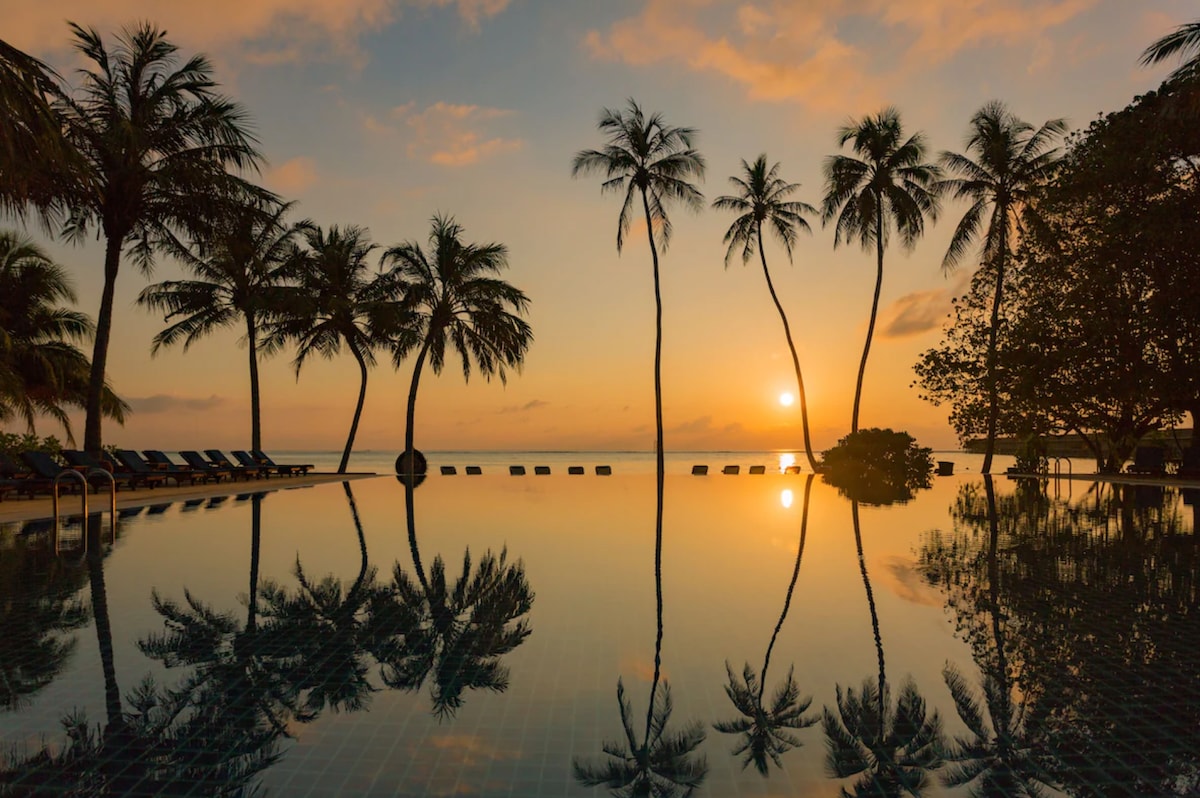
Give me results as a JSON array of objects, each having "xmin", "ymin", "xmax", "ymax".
[
  {"xmin": 1126, "ymin": 445, "xmax": 1167, "ymax": 477},
  {"xmin": 534, "ymin": 466, "xmax": 551, "ymax": 475},
  {"xmin": 509, "ymin": 465, "xmax": 526, "ymax": 475},
  {"xmin": 116, "ymin": 449, "xmax": 200, "ymax": 487},
  {"xmin": 465, "ymin": 466, "xmax": 482, "ymax": 475},
  {"xmin": 20, "ymin": 451, "xmax": 90, "ymax": 493},
  {"xmin": 63, "ymin": 450, "xmax": 160, "ymax": 490},
  {"xmin": 568, "ymin": 466, "xmax": 585, "ymax": 475},
  {"xmin": 251, "ymin": 449, "xmax": 312, "ymax": 476},
  {"xmin": 143, "ymin": 450, "xmax": 218, "ymax": 484},
  {"xmin": 595, "ymin": 465, "xmax": 612, "ymax": 475},
  {"xmin": 1178, "ymin": 447, "xmax": 1200, "ymax": 479},
  {"xmin": 440, "ymin": 466, "xmax": 457, "ymax": 475},
  {"xmin": 233, "ymin": 450, "xmax": 281, "ymax": 477},
  {"xmin": 691, "ymin": 465, "xmax": 708, "ymax": 475},
  {"xmin": 722, "ymin": 465, "xmax": 740, "ymax": 475},
  {"xmin": 0, "ymin": 452, "xmax": 47, "ymax": 498},
  {"xmin": 205, "ymin": 450, "xmax": 265, "ymax": 480},
  {"xmin": 749, "ymin": 465, "xmax": 766, "ymax": 475},
  {"xmin": 180, "ymin": 451, "xmax": 236, "ymax": 482}
]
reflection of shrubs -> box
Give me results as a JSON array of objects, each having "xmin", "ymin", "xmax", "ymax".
[{"xmin": 819, "ymin": 428, "xmax": 933, "ymax": 505}]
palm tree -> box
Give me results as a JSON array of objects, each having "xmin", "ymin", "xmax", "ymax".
[
  {"xmin": 54, "ymin": 22, "xmax": 266, "ymax": 454},
  {"xmin": 0, "ymin": 39, "xmax": 70, "ymax": 221},
  {"xmin": 1141, "ymin": 19, "xmax": 1200, "ymax": 82},
  {"xmin": 821, "ymin": 500, "xmax": 944, "ymax": 795},
  {"xmin": 714, "ymin": 156, "xmax": 820, "ymax": 471},
  {"xmin": 380, "ymin": 214, "xmax": 532, "ymax": 468},
  {"xmin": 714, "ymin": 475, "xmax": 818, "ymax": 775},
  {"xmin": 273, "ymin": 225, "xmax": 406, "ymax": 473},
  {"xmin": 138, "ymin": 202, "xmax": 299, "ymax": 453},
  {"xmin": 821, "ymin": 108, "xmax": 941, "ymax": 434},
  {"xmin": 0, "ymin": 231, "xmax": 126, "ymax": 441},
  {"xmin": 939, "ymin": 103, "xmax": 1066, "ymax": 473},
  {"xmin": 572, "ymin": 99, "xmax": 705, "ymax": 521}
]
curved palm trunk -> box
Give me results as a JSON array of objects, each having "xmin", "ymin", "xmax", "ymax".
[
  {"xmin": 404, "ymin": 338, "xmax": 432, "ymax": 464},
  {"xmin": 851, "ymin": 207, "xmax": 885, "ymax": 435},
  {"xmin": 852, "ymin": 500, "xmax": 885, "ymax": 724},
  {"xmin": 84, "ymin": 236, "xmax": 123, "ymax": 455},
  {"xmin": 246, "ymin": 313, "xmax": 262, "ymax": 453},
  {"xmin": 402, "ymin": 478, "xmax": 429, "ymax": 594},
  {"xmin": 757, "ymin": 226, "xmax": 818, "ymax": 471},
  {"xmin": 983, "ymin": 477, "xmax": 1011, "ymax": 726},
  {"xmin": 86, "ymin": 516, "xmax": 124, "ymax": 731},
  {"xmin": 338, "ymin": 341, "xmax": 369, "ymax": 474},
  {"xmin": 640, "ymin": 189, "xmax": 666, "ymax": 731},
  {"xmin": 759, "ymin": 474, "xmax": 814, "ymax": 701},
  {"xmin": 342, "ymin": 482, "xmax": 369, "ymax": 591},
  {"xmin": 980, "ymin": 225, "xmax": 1009, "ymax": 475}
]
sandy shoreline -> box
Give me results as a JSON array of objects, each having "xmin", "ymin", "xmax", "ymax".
[{"xmin": 0, "ymin": 472, "xmax": 380, "ymax": 526}]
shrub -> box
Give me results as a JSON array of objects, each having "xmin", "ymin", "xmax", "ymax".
[
  {"xmin": 0, "ymin": 431, "xmax": 63, "ymax": 460},
  {"xmin": 820, "ymin": 428, "xmax": 934, "ymax": 505}
]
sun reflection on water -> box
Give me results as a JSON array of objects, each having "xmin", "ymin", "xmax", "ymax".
[
  {"xmin": 780, "ymin": 489, "xmax": 794, "ymax": 509},
  {"xmin": 778, "ymin": 453, "xmax": 796, "ymax": 473}
]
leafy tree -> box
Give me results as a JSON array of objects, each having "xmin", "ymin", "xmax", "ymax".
[
  {"xmin": 381, "ymin": 214, "xmax": 531, "ymax": 467},
  {"xmin": 572, "ymin": 98, "xmax": 705, "ymax": 529},
  {"xmin": 820, "ymin": 428, "xmax": 933, "ymax": 505},
  {"xmin": 714, "ymin": 155, "xmax": 820, "ymax": 470},
  {"xmin": 937, "ymin": 102, "xmax": 1066, "ymax": 474},
  {"xmin": 0, "ymin": 231, "xmax": 126, "ymax": 441},
  {"xmin": 54, "ymin": 22, "xmax": 266, "ymax": 454},
  {"xmin": 273, "ymin": 225, "xmax": 407, "ymax": 473},
  {"xmin": 138, "ymin": 202, "xmax": 300, "ymax": 452},
  {"xmin": 821, "ymin": 108, "xmax": 941, "ymax": 434}
]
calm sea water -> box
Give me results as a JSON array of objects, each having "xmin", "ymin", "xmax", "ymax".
[
  {"xmin": 289, "ymin": 449, "xmax": 1016, "ymax": 476},
  {"xmin": 2, "ymin": 468, "xmax": 1189, "ymax": 796}
]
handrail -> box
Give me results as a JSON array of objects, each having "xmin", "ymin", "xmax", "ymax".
[
  {"xmin": 52, "ymin": 470, "xmax": 88, "ymax": 559},
  {"xmin": 1050, "ymin": 456, "xmax": 1073, "ymax": 500},
  {"xmin": 87, "ymin": 468, "xmax": 117, "ymax": 545}
]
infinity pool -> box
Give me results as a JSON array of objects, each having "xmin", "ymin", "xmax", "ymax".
[{"xmin": 0, "ymin": 474, "xmax": 1196, "ymax": 796}]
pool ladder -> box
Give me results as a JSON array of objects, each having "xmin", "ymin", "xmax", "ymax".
[
  {"xmin": 1050, "ymin": 456, "xmax": 1072, "ymax": 499},
  {"xmin": 52, "ymin": 468, "xmax": 116, "ymax": 559}
]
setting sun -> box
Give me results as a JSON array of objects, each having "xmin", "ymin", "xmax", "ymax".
[{"xmin": 779, "ymin": 392, "xmax": 795, "ymax": 407}]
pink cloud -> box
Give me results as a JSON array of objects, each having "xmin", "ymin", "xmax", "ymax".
[
  {"xmin": 264, "ymin": 156, "xmax": 320, "ymax": 195},
  {"xmin": 372, "ymin": 101, "xmax": 524, "ymax": 167}
]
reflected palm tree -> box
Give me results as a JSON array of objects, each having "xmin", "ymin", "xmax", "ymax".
[
  {"xmin": 822, "ymin": 500, "xmax": 943, "ymax": 796},
  {"xmin": 714, "ymin": 475, "xmax": 818, "ymax": 775},
  {"xmin": 367, "ymin": 477, "xmax": 534, "ymax": 719},
  {"xmin": 259, "ymin": 481, "xmax": 380, "ymax": 716},
  {"xmin": 573, "ymin": 455, "xmax": 707, "ymax": 797}
]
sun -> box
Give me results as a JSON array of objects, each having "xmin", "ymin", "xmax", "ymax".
[{"xmin": 779, "ymin": 392, "xmax": 795, "ymax": 407}]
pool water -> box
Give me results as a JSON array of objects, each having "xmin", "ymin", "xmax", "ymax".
[{"xmin": 0, "ymin": 473, "xmax": 1196, "ymax": 796}]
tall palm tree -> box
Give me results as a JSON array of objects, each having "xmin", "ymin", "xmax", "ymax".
[
  {"xmin": 572, "ymin": 99, "xmax": 705, "ymax": 528},
  {"xmin": 714, "ymin": 475, "xmax": 818, "ymax": 775},
  {"xmin": 273, "ymin": 225, "xmax": 406, "ymax": 473},
  {"xmin": 0, "ymin": 39, "xmax": 70, "ymax": 221},
  {"xmin": 939, "ymin": 103, "xmax": 1066, "ymax": 473},
  {"xmin": 54, "ymin": 22, "xmax": 265, "ymax": 454},
  {"xmin": 380, "ymin": 214, "xmax": 532, "ymax": 468},
  {"xmin": 138, "ymin": 202, "xmax": 299, "ymax": 452},
  {"xmin": 714, "ymin": 155, "xmax": 819, "ymax": 470},
  {"xmin": 0, "ymin": 231, "xmax": 126, "ymax": 441},
  {"xmin": 1141, "ymin": 19, "xmax": 1200, "ymax": 82},
  {"xmin": 821, "ymin": 108, "xmax": 941, "ymax": 434}
]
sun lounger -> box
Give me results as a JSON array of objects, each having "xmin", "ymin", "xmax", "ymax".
[
  {"xmin": 509, "ymin": 465, "xmax": 526, "ymax": 475},
  {"xmin": 749, "ymin": 465, "xmax": 766, "ymax": 474},
  {"xmin": 534, "ymin": 466, "xmax": 551, "ymax": 475},
  {"xmin": 205, "ymin": 449, "xmax": 265, "ymax": 480},
  {"xmin": 63, "ymin": 449, "xmax": 163, "ymax": 490},
  {"xmin": 465, "ymin": 466, "xmax": 482, "ymax": 475},
  {"xmin": 1127, "ymin": 445, "xmax": 1167, "ymax": 476},
  {"xmin": 722, "ymin": 465, "xmax": 740, "ymax": 475},
  {"xmin": 143, "ymin": 450, "xmax": 218, "ymax": 484},
  {"xmin": 116, "ymin": 449, "xmax": 200, "ymax": 487},
  {"xmin": 568, "ymin": 466, "xmax": 584, "ymax": 475},
  {"xmin": 251, "ymin": 449, "xmax": 312, "ymax": 476},
  {"xmin": 20, "ymin": 451, "xmax": 92, "ymax": 493},
  {"xmin": 440, "ymin": 466, "xmax": 457, "ymax": 475},
  {"xmin": 179, "ymin": 450, "xmax": 236, "ymax": 482},
  {"xmin": 233, "ymin": 450, "xmax": 281, "ymax": 477},
  {"xmin": 691, "ymin": 465, "xmax": 708, "ymax": 475}
]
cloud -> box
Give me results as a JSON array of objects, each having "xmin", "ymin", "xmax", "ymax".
[
  {"xmin": 126, "ymin": 394, "xmax": 226, "ymax": 414},
  {"xmin": 583, "ymin": 0, "xmax": 1095, "ymax": 111},
  {"xmin": 878, "ymin": 555, "xmax": 943, "ymax": 607},
  {"xmin": 497, "ymin": 399, "xmax": 550, "ymax": 414},
  {"xmin": 4, "ymin": 0, "xmax": 511, "ymax": 64},
  {"xmin": 368, "ymin": 101, "xmax": 524, "ymax": 166},
  {"xmin": 264, "ymin": 156, "xmax": 319, "ymax": 195},
  {"xmin": 669, "ymin": 415, "xmax": 715, "ymax": 434},
  {"xmin": 879, "ymin": 270, "xmax": 970, "ymax": 339}
]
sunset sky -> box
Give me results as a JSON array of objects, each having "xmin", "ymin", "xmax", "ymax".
[{"xmin": 3, "ymin": 0, "xmax": 1193, "ymax": 452}]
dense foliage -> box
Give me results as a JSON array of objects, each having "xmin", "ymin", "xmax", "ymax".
[{"xmin": 819, "ymin": 428, "xmax": 934, "ymax": 505}]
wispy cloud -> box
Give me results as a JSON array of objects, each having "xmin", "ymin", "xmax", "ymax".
[
  {"xmin": 127, "ymin": 394, "xmax": 226, "ymax": 415},
  {"xmin": 879, "ymin": 270, "xmax": 970, "ymax": 339},
  {"xmin": 264, "ymin": 156, "xmax": 319, "ymax": 195},
  {"xmin": 497, "ymin": 399, "xmax": 550, "ymax": 414},
  {"xmin": 366, "ymin": 101, "xmax": 524, "ymax": 166}
]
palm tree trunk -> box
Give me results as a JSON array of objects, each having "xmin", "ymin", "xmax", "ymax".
[
  {"xmin": 86, "ymin": 516, "xmax": 124, "ymax": 731},
  {"xmin": 983, "ymin": 476, "xmax": 1011, "ymax": 718},
  {"xmin": 851, "ymin": 206, "xmax": 885, "ymax": 435},
  {"xmin": 760, "ymin": 474, "xmax": 814, "ymax": 702},
  {"xmin": 343, "ymin": 481, "xmax": 369, "ymax": 597},
  {"xmin": 402, "ymin": 478, "xmax": 428, "ymax": 592},
  {"xmin": 247, "ymin": 494, "xmax": 262, "ymax": 634},
  {"xmin": 404, "ymin": 338, "xmax": 432, "ymax": 463},
  {"xmin": 246, "ymin": 313, "xmax": 262, "ymax": 453},
  {"xmin": 84, "ymin": 235, "xmax": 123, "ymax": 455},
  {"xmin": 852, "ymin": 500, "xmax": 886, "ymax": 723},
  {"xmin": 757, "ymin": 225, "xmax": 818, "ymax": 471},
  {"xmin": 981, "ymin": 225, "xmax": 1008, "ymax": 475},
  {"xmin": 339, "ymin": 341, "xmax": 369, "ymax": 474}
]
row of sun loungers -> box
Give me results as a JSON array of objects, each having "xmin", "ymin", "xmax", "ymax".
[{"xmin": 0, "ymin": 449, "xmax": 313, "ymax": 501}]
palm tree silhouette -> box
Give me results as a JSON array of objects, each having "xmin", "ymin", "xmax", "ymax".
[
  {"xmin": 138, "ymin": 201, "xmax": 301, "ymax": 453},
  {"xmin": 272, "ymin": 225, "xmax": 407, "ymax": 473},
  {"xmin": 0, "ymin": 231, "xmax": 127, "ymax": 439},
  {"xmin": 714, "ymin": 156, "xmax": 820, "ymax": 471},
  {"xmin": 54, "ymin": 22, "xmax": 265, "ymax": 454},
  {"xmin": 821, "ymin": 108, "xmax": 941, "ymax": 434},
  {"xmin": 1141, "ymin": 19, "xmax": 1200, "ymax": 82},
  {"xmin": 381, "ymin": 214, "xmax": 532, "ymax": 471},
  {"xmin": 572, "ymin": 98, "xmax": 705, "ymax": 533},
  {"xmin": 822, "ymin": 500, "xmax": 944, "ymax": 796},
  {"xmin": 714, "ymin": 474, "xmax": 818, "ymax": 775},
  {"xmin": 573, "ymin": 445, "xmax": 707, "ymax": 796},
  {"xmin": 938, "ymin": 104, "xmax": 1066, "ymax": 473},
  {"xmin": 0, "ymin": 39, "xmax": 69, "ymax": 220},
  {"xmin": 367, "ymin": 477, "xmax": 535, "ymax": 719}
]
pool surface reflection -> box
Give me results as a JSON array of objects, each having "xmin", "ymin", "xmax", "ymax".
[{"xmin": 0, "ymin": 474, "xmax": 1196, "ymax": 796}]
